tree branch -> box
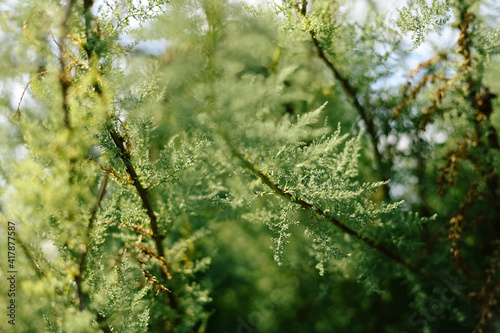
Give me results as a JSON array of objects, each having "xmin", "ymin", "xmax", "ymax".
[
  {"xmin": 58, "ymin": 0, "xmax": 77, "ymax": 129},
  {"xmin": 107, "ymin": 129, "xmax": 165, "ymax": 258},
  {"xmin": 108, "ymin": 128, "xmax": 181, "ymax": 313},
  {"xmin": 13, "ymin": 70, "xmax": 48, "ymax": 121},
  {"xmin": 80, "ymin": 0, "xmax": 181, "ymax": 317},
  {"xmin": 80, "ymin": 0, "xmax": 167, "ymax": 269},
  {"xmin": 96, "ymin": 313, "xmax": 113, "ymax": 333},
  {"xmin": 230, "ymin": 146, "xmax": 409, "ymax": 269},
  {"xmin": 297, "ymin": 5, "xmax": 389, "ymax": 198},
  {"xmin": 309, "ymin": 32, "xmax": 388, "ymax": 198}
]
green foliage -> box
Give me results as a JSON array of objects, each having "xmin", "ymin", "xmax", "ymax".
[
  {"xmin": 396, "ymin": 0, "xmax": 452, "ymax": 50},
  {"xmin": 1, "ymin": 0, "xmax": 500, "ymax": 332}
]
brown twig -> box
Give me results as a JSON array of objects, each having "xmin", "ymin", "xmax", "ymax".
[
  {"xmin": 437, "ymin": 138, "xmax": 468, "ymax": 196},
  {"xmin": 127, "ymin": 222, "xmax": 155, "ymax": 237},
  {"xmin": 136, "ymin": 256, "xmax": 171, "ymax": 295},
  {"xmin": 408, "ymin": 53, "xmax": 447, "ymax": 78},
  {"xmin": 419, "ymin": 84, "xmax": 446, "ymax": 130},
  {"xmin": 448, "ymin": 181, "xmax": 482, "ymax": 280},
  {"xmin": 137, "ymin": 242, "xmax": 172, "ymax": 280},
  {"xmin": 108, "ymin": 129, "xmax": 165, "ymax": 259},
  {"xmin": 392, "ymin": 73, "xmax": 448, "ymax": 122}
]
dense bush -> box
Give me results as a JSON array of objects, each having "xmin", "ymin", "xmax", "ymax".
[{"xmin": 1, "ymin": 0, "xmax": 499, "ymax": 332}]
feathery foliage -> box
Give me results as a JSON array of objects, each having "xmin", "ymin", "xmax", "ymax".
[{"xmin": 1, "ymin": 0, "xmax": 500, "ymax": 332}]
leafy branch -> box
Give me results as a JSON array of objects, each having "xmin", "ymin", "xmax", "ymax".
[
  {"xmin": 295, "ymin": 4, "xmax": 389, "ymax": 199},
  {"xmin": 107, "ymin": 127, "xmax": 182, "ymax": 315},
  {"xmin": 107, "ymin": 129, "xmax": 165, "ymax": 260},
  {"xmin": 229, "ymin": 145, "xmax": 410, "ymax": 270},
  {"xmin": 80, "ymin": 0, "xmax": 182, "ymax": 322},
  {"xmin": 81, "ymin": 0, "xmax": 170, "ymax": 283}
]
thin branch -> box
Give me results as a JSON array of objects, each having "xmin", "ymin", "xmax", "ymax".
[
  {"xmin": 14, "ymin": 71, "xmax": 48, "ymax": 120},
  {"xmin": 81, "ymin": 0, "xmax": 181, "ymax": 317},
  {"xmin": 96, "ymin": 313, "xmax": 113, "ymax": 333},
  {"xmin": 81, "ymin": 0, "xmax": 167, "ymax": 269},
  {"xmin": 50, "ymin": 33, "xmax": 62, "ymax": 50},
  {"xmin": 58, "ymin": 0, "xmax": 77, "ymax": 129},
  {"xmin": 230, "ymin": 146, "xmax": 410, "ymax": 270},
  {"xmin": 296, "ymin": 5, "xmax": 374, "ymax": 142},
  {"xmin": 84, "ymin": 0, "xmax": 96, "ymax": 60},
  {"xmin": 137, "ymin": 243, "xmax": 172, "ymax": 279},
  {"xmin": 136, "ymin": 253, "xmax": 171, "ymax": 294},
  {"xmin": 300, "ymin": 0, "xmax": 307, "ymax": 16},
  {"xmin": 310, "ymin": 33, "xmax": 372, "ymax": 126},
  {"xmin": 108, "ymin": 127, "xmax": 182, "ymax": 312},
  {"xmin": 59, "ymin": 55, "xmax": 71, "ymax": 128},
  {"xmin": 312, "ymin": 33, "xmax": 387, "ymax": 190},
  {"xmin": 408, "ymin": 53, "xmax": 447, "ymax": 78},
  {"xmin": 298, "ymin": 6, "xmax": 388, "ymax": 198},
  {"xmin": 108, "ymin": 129, "xmax": 165, "ymax": 258}
]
